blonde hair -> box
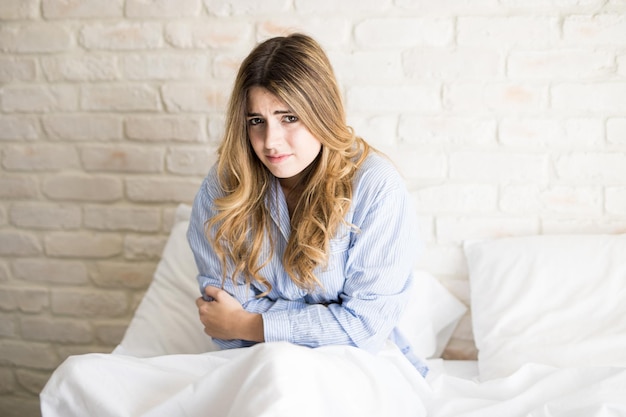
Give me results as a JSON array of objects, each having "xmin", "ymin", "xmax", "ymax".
[{"xmin": 208, "ymin": 33, "xmax": 370, "ymax": 294}]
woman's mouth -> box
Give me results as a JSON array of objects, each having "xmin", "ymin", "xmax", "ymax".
[{"xmin": 266, "ymin": 154, "xmax": 291, "ymax": 164}]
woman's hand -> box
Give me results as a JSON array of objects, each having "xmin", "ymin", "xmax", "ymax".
[{"xmin": 195, "ymin": 286, "xmax": 264, "ymax": 342}]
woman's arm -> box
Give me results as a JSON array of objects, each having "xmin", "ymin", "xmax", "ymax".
[{"xmin": 187, "ymin": 171, "xmax": 306, "ymax": 347}]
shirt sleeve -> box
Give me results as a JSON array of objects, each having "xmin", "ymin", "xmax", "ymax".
[
  {"xmin": 262, "ymin": 167, "xmax": 419, "ymax": 354},
  {"xmin": 187, "ymin": 169, "xmax": 308, "ymax": 349}
]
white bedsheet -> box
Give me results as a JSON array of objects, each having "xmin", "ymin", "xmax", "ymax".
[
  {"xmin": 41, "ymin": 342, "xmax": 626, "ymax": 417},
  {"xmin": 426, "ymin": 361, "xmax": 626, "ymax": 417}
]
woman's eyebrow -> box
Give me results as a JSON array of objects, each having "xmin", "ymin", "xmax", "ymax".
[{"xmin": 246, "ymin": 110, "xmax": 292, "ymax": 117}]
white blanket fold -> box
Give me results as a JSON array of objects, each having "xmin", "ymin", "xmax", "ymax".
[{"xmin": 41, "ymin": 341, "xmax": 430, "ymax": 417}]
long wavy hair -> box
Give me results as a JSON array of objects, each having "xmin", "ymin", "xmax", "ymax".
[{"xmin": 207, "ymin": 33, "xmax": 370, "ymax": 295}]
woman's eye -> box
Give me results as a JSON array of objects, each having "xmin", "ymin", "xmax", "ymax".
[
  {"xmin": 284, "ymin": 115, "xmax": 298, "ymax": 123},
  {"xmin": 248, "ymin": 118, "xmax": 263, "ymax": 126}
]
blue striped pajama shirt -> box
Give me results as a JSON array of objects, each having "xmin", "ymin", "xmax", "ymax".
[{"xmin": 187, "ymin": 152, "xmax": 428, "ymax": 376}]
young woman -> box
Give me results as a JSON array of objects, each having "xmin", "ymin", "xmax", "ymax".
[
  {"xmin": 187, "ymin": 33, "xmax": 426, "ymax": 373},
  {"xmin": 41, "ymin": 34, "xmax": 430, "ymax": 417}
]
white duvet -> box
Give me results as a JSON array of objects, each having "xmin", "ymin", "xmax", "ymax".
[
  {"xmin": 40, "ymin": 342, "xmax": 626, "ymax": 417},
  {"xmin": 41, "ymin": 342, "xmax": 430, "ymax": 417}
]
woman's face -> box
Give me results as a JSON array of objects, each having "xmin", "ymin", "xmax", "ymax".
[{"xmin": 246, "ymin": 86, "xmax": 322, "ymax": 188}]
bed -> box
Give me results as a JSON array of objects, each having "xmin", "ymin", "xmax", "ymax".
[{"xmin": 40, "ymin": 205, "xmax": 626, "ymax": 417}]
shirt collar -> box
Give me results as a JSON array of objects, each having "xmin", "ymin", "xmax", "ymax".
[{"xmin": 266, "ymin": 177, "xmax": 291, "ymax": 241}]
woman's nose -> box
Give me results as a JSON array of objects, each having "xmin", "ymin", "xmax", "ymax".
[{"xmin": 264, "ymin": 122, "xmax": 283, "ymax": 149}]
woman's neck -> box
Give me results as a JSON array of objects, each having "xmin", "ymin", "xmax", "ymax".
[
  {"xmin": 278, "ymin": 167, "xmax": 311, "ymax": 218},
  {"xmin": 280, "ymin": 180, "xmax": 302, "ymax": 218}
]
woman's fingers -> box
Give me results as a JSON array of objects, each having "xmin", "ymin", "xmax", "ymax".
[{"xmin": 203, "ymin": 285, "xmax": 224, "ymax": 301}]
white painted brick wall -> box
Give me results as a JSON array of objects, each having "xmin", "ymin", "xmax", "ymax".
[
  {"xmin": 608, "ymin": 118, "xmax": 626, "ymax": 144},
  {"xmin": 1, "ymin": 1, "xmax": 625, "ymax": 415}
]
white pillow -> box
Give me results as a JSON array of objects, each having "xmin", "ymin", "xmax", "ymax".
[
  {"xmin": 114, "ymin": 204, "xmax": 217, "ymax": 357},
  {"xmin": 115, "ymin": 204, "xmax": 465, "ymax": 359},
  {"xmin": 397, "ymin": 270, "xmax": 467, "ymax": 359},
  {"xmin": 465, "ymin": 234, "xmax": 626, "ymax": 380}
]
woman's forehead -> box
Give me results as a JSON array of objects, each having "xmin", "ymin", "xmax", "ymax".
[{"xmin": 246, "ymin": 86, "xmax": 292, "ymax": 112}]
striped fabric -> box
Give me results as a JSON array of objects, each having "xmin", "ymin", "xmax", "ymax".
[{"xmin": 187, "ymin": 152, "xmax": 427, "ymax": 375}]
